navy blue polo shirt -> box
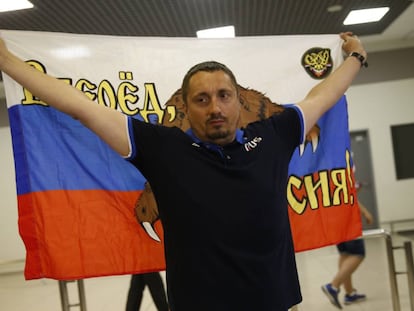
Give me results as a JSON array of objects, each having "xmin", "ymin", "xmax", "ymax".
[{"xmin": 127, "ymin": 106, "xmax": 304, "ymax": 311}]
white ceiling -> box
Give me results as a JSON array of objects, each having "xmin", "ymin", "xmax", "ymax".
[
  {"xmin": 0, "ymin": 0, "xmax": 413, "ymax": 54},
  {"xmin": 361, "ymin": 2, "xmax": 414, "ymax": 52}
]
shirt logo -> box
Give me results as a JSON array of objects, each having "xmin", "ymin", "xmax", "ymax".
[{"xmin": 244, "ymin": 136, "xmax": 262, "ymax": 151}]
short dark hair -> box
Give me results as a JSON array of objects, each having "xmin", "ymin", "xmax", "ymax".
[{"xmin": 181, "ymin": 61, "xmax": 238, "ymax": 103}]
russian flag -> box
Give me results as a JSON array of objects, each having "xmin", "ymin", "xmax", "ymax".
[
  {"xmin": 8, "ymin": 102, "xmax": 165, "ymax": 280},
  {"xmin": 2, "ymin": 30, "xmax": 362, "ymax": 280}
]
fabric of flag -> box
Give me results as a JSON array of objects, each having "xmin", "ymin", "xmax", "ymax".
[{"xmin": 1, "ymin": 30, "xmax": 362, "ymax": 280}]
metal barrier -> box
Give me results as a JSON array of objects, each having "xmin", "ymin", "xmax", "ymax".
[
  {"xmin": 404, "ymin": 241, "xmax": 414, "ymax": 311},
  {"xmin": 381, "ymin": 219, "xmax": 414, "ymax": 234},
  {"xmin": 362, "ymin": 229, "xmax": 401, "ymax": 311},
  {"xmin": 58, "ymin": 280, "xmax": 87, "ymax": 311},
  {"xmin": 362, "ymin": 229, "xmax": 414, "ymax": 311}
]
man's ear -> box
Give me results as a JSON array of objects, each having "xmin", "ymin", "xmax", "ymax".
[{"xmin": 236, "ymin": 86, "xmax": 242, "ymax": 105}]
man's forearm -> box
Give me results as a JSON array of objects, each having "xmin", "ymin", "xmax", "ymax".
[
  {"xmin": 298, "ymin": 32, "xmax": 367, "ymax": 134},
  {"xmin": 1, "ymin": 47, "xmax": 92, "ymax": 119},
  {"xmin": 0, "ymin": 39, "xmax": 130, "ymax": 156}
]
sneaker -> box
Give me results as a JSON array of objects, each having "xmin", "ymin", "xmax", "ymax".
[
  {"xmin": 344, "ymin": 290, "xmax": 366, "ymax": 305},
  {"xmin": 321, "ymin": 283, "xmax": 342, "ymax": 309}
]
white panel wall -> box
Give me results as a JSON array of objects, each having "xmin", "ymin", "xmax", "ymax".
[
  {"xmin": 0, "ymin": 91, "xmax": 26, "ymax": 267},
  {"xmin": 347, "ymin": 78, "xmax": 414, "ymax": 223}
]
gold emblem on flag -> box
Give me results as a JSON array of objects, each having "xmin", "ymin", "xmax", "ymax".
[{"xmin": 301, "ymin": 48, "xmax": 333, "ymax": 79}]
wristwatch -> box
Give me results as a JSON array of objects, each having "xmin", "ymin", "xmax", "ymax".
[{"xmin": 349, "ymin": 52, "xmax": 368, "ymax": 68}]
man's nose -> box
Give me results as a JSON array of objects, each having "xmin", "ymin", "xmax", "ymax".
[{"xmin": 209, "ymin": 97, "xmax": 221, "ymax": 113}]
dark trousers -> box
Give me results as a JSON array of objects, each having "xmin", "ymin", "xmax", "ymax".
[{"xmin": 126, "ymin": 272, "xmax": 169, "ymax": 311}]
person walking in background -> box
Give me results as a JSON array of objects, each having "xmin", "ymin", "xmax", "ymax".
[
  {"xmin": 322, "ymin": 183, "xmax": 374, "ymax": 309},
  {"xmin": 126, "ymin": 272, "xmax": 169, "ymax": 311}
]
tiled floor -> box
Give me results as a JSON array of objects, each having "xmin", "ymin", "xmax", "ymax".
[
  {"xmin": 296, "ymin": 232, "xmax": 412, "ymax": 311},
  {"xmin": 1, "ymin": 233, "xmax": 413, "ymax": 311}
]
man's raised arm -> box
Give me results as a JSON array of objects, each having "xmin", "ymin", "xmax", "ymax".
[
  {"xmin": 298, "ymin": 32, "xmax": 367, "ymax": 134},
  {"xmin": 0, "ymin": 37, "xmax": 130, "ymax": 157}
]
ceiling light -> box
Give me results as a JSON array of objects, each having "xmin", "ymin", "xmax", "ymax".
[
  {"xmin": 327, "ymin": 4, "xmax": 343, "ymax": 13},
  {"xmin": 51, "ymin": 46, "xmax": 91, "ymax": 59},
  {"xmin": 0, "ymin": 0, "xmax": 33, "ymax": 13},
  {"xmin": 343, "ymin": 7, "xmax": 390, "ymax": 25},
  {"xmin": 196, "ymin": 26, "xmax": 235, "ymax": 38}
]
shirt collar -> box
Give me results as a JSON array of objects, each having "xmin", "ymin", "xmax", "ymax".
[{"xmin": 185, "ymin": 128, "xmax": 245, "ymax": 146}]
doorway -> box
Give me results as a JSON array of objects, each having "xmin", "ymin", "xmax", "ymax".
[{"xmin": 350, "ymin": 130, "xmax": 379, "ymax": 229}]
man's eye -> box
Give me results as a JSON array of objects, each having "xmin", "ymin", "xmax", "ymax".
[
  {"xmin": 220, "ymin": 92, "xmax": 231, "ymax": 99},
  {"xmin": 195, "ymin": 97, "xmax": 208, "ymax": 104}
]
